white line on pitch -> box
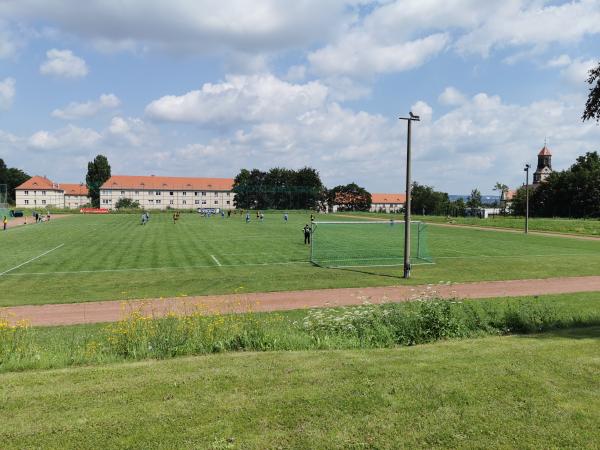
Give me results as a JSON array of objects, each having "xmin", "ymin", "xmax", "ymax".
[
  {"xmin": 211, "ymin": 254, "xmax": 222, "ymax": 266},
  {"xmin": 0, "ymin": 243, "xmax": 65, "ymax": 276}
]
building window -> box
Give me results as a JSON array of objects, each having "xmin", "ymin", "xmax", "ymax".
[
  {"xmin": 202, "ymin": 200, "xmax": 206, "ymax": 205},
  {"xmin": 169, "ymin": 191, "xmax": 174, "ymax": 196},
  {"xmin": 135, "ymin": 191, "xmax": 139, "ymax": 195},
  {"xmin": 24, "ymin": 191, "xmax": 28, "ymax": 195},
  {"xmin": 42, "ymin": 200, "xmax": 46, "ymax": 205},
  {"xmin": 170, "ymin": 200, "xmax": 174, "ymax": 205},
  {"xmin": 182, "ymin": 192, "xmax": 187, "ymax": 196},
  {"xmin": 182, "ymin": 200, "xmax": 187, "ymax": 205},
  {"xmin": 214, "ymin": 200, "xmax": 218, "ymax": 205},
  {"xmin": 195, "ymin": 200, "xmax": 199, "ymax": 205},
  {"xmin": 156, "ymin": 200, "xmax": 161, "ymax": 204},
  {"xmin": 42, "ymin": 191, "xmax": 46, "ymax": 195},
  {"xmin": 202, "ymin": 192, "xmax": 206, "ymax": 196},
  {"xmin": 226, "ymin": 201, "xmax": 230, "ymax": 205},
  {"xmin": 226, "ymin": 193, "xmax": 230, "ymax": 196},
  {"xmin": 24, "ymin": 199, "xmax": 29, "ymax": 205},
  {"xmin": 194, "ymin": 192, "xmax": 198, "ymax": 196},
  {"xmin": 121, "ymin": 191, "xmax": 125, "ymax": 195},
  {"xmin": 155, "ymin": 191, "xmax": 160, "ymax": 196},
  {"xmin": 149, "ymin": 199, "xmax": 154, "ymax": 204}
]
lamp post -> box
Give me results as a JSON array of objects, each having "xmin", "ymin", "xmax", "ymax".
[
  {"xmin": 399, "ymin": 112, "xmax": 420, "ymax": 279},
  {"xmin": 524, "ymin": 164, "xmax": 530, "ymax": 234}
]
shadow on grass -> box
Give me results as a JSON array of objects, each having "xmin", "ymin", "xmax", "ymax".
[
  {"xmin": 517, "ymin": 325, "xmax": 600, "ymax": 340},
  {"xmin": 329, "ymin": 266, "xmax": 405, "ymax": 280}
]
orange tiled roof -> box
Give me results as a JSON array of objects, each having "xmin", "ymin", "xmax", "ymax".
[
  {"xmin": 101, "ymin": 175, "xmax": 234, "ymax": 191},
  {"xmin": 538, "ymin": 145, "xmax": 552, "ymax": 156},
  {"xmin": 16, "ymin": 176, "xmax": 61, "ymax": 191},
  {"xmin": 371, "ymin": 193, "xmax": 406, "ymax": 204},
  {"xmin": 61, "ymin": 183, "xmax": 89, "ymax": 196}
]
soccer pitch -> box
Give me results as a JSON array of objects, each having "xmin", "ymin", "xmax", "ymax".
[{"xmin": 2, "ymin": 212, "xmax": 600, "ymax": 306}]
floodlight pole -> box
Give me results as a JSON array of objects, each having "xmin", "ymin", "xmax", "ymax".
[
  {"xmin": 399, "ymin": 112, "xmax": 420, "ymax": 278},
  {"xmin": 524, "ymin": 164, "xmax": 530, "ymax": 234}
]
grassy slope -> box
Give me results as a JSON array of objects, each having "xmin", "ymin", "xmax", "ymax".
[
  {"xmin": 1, "ymin": 327, "xmax": 598, "ymax": 449},
  {"xmin": 2, "ymin": 213, "xmax": 600, "ymax": 306},
  {"xmin": 5, "ymin": 292, "xmax": 600, "ymax": 373}
]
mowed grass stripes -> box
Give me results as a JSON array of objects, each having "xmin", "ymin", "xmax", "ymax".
[{"xmin": 1, "ymin": 212, "xmax": 600, "ymax": 306}]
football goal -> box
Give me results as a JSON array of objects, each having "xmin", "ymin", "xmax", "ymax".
[{"xmin": 310, "ymin": 220, "xmax": 433, "ymax": 268}]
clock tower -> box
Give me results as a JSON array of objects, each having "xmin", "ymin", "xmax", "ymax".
[{"xmin": 533, "ymin": 144, "xmax": 552, "ymax": 185}]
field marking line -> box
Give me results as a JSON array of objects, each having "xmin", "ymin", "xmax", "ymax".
[
  {"xmin": 211, "ymin": 254, "xmax": 222, "ymax": 266},
  {"xmin": 4, "ymin": 260, "xmax": 311, "ymax": 276},
  {"xmin": 0, "ymin": 243, "xmax": 65, "ymax": 276}
]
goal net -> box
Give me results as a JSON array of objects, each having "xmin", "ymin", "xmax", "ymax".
[{"xmin": 310, "ymin": 220, "xmax": 432, "ymax": 267}]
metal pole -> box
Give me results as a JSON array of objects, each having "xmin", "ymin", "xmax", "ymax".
[
  {"xmin": 525, "ymin": 164, "xmax": 530, "ymax": 234},
  {"xmin": 404, "ymin": 120, "xmax": 412, "ymax": 278}
]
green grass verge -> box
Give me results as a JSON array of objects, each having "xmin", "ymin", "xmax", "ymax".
[
  {"xmin": 3, "ymin": 213, "xmax": 600, "ymax": 306},
  {"xmin": 1, "ymin": 326, "xmax": 598, "ymax": 449},
  {"xmin": 2, "ymin": 293, "xmax": 599, "ymax": 374}
]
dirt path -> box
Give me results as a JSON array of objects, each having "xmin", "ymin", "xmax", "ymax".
[
  {"xmin": 5, "ymin": 213, "xmax": 72, "ymax": 229},
  {"xmin": 3, "ymin": 275, "xmax": 600, "ymax": 327}
]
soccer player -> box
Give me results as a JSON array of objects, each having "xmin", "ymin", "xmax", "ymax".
[
  {"xmin": 284, "ymin": 213, "xmax": 288, "ymax": 223},
  {"xmin": 3, "ymin": 216, "xmax": 7, "ymax": 231},
  {"xmin": 310, "ymin": 213, "xmax": 314, "ymax": 222},
  {"xmin": 260, "ymin": 212, "xmax": 264, "ymax": 222},
  {"xmin": 245, "ymin": 212, "xmax": 250, "ymax": 223},
  {"xmin": 141, "ymin": 213, "xmax": 146, "ymax": 225},
  {"xmin": 303, "ymin": 224, "xmax": 311, "ymax": 244}
]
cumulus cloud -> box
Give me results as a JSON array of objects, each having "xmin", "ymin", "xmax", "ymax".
[
  {"xmin": 560, "ymin": 58, "xmax": 597, "ymax": 85},
  {"xmin": 107, "ymin": 116, "xmax": 155, "ymax": 147},
  {"xmin": 0, "ymin": 0, "xmax": 350, "ymax": 55},
  {"xmin": 145, "ymin": 74, "xmax": 328, "ymax": 125},
  {"xmin": 52, "ymin": 94, "xmax": 120, "ymax": 120},
  {"xmin": 309, "ymin": 33, "xmax": 448, "ymax": 77},
  {"xmin": 40, "ymin": 49, "xmax": 89, "ymax": 78},
  {"xmin": 0, "ymin": 77, "xmax": 15, "ymax": 109},
  {"xmin": 28, "ymin": 125, "xmax": 101, "ymax": 150},
  {"xmin": 439, "ymin": 87, "xmax": 466, "ymax": 106}
]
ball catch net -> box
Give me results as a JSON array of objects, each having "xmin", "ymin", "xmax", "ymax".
[{"xmin": 310, "ymin": 220, "xmax": 432, "ymax": 267}]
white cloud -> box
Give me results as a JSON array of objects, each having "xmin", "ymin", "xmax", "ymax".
[
  {"xmin": 546, "ymin": 54, "xmax": 571, "ymax": 68},
  {"xmin": 438, "ymin": 87, "xmax": 466, "ymax": 106},
  {"xmin": 107, "ymin": 116, "xmax": 155, "ymax": 147},
  {"xmin": 0, "ymin": 77, "xmax": 15, "ymax": 109},
  {"xmin": 52, "ymin": 94, "xmax": 121, "ymax": 120},
  {"xmin": 0, "ymin": 1, "xmax": 350, "ymax": 55},
  {"xmin": 145, "ymin": 74, "xmax": 328, "ymax": 125},
  {"xmin": 40, "ymin": 49, "xmax": 89, "ymax": 78},
  {"xmin": 28, "ymin": 125, "xmax": 101, "ymax": 150},
  {"xmin": 560, "ymin": 58, "xmax": 597, "ymax": 85},
  {"xmin": 411, "ymin": 101, "xmax": 432, "ymax": 122},
  {"xmin": 309, "ymin": 32, "xmax": 448, "ymax": 77}
]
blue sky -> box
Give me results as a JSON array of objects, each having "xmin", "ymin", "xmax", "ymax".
[{"xmin": 1, "ymin": 0, "xmax": 599, "ymax": 194}]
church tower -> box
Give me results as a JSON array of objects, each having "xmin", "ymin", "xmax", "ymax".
[{"xmin": 533, "ymin": 144, "xmax": 552, "ymax": 185}]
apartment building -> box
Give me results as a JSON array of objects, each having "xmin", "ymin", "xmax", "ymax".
[
  {"xmin": 370, "ymin": 193, "xmax": 406, "ymax": 213},
  {"xmin": 100, "ymin": 175, "xmax": 235, "ymax": 210},
  {"xmin": 15, "ymin": 176, "xmax": 90, "ymax": 209}
]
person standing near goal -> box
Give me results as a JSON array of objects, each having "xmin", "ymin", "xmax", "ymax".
[{"xmin": 303, "ymin": 224, "xmax": 311, "ymax": 244}]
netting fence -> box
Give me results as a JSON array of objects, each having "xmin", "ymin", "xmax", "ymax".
[{"xmin": 310, "ymin": 220, "xmax": 432, "ymax": 268}]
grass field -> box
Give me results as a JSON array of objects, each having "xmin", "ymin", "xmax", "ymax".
[
  {"xmin": 346, "ymin": 211, "xmax": 600, "ymax": 236},
  {"xmin": 2, "ymin": 212, "xmax": 600, "ymax": 306},
  {"xmin": 1, "ymin": 325, "xmax": 598, "ymax": 449}
]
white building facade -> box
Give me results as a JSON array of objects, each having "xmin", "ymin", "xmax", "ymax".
[
  {"xmin": 100, "ymin": 175, "xmax": 235, "ymax": 210},
  {"xmin": 370, "ymin": 193, "xmax": 406, "ymax": 213},
  {"xmin": 15, "ymin": 176, "xmax": 89, "ymax": 209}
]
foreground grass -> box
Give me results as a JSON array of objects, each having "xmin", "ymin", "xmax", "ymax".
[
  {"xmin": 1, "ymin": 326, "xmax": 598, "ymax": 449},
  {"xmin": 3, "ymin": 213, "xmax": 600, "ymax": 306},
  {"xmin": 2, "ymin": 292, "xmax": 599, "ymax": 374}
]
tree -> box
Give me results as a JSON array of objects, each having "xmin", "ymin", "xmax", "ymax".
[
  {"xmin": 327, "ymin": 183, "xmax": 371, "ymax": 211},
  {"xmin": 466, "ymin": 188, "xmax": 482, "ymax": 211},
  {"xmin": 0, "ymin": 158, "xmax": 30, "ymax": 204},
  {"xmin": 493, "ymin": 182, "xmax": 509, "ymax": 214},
  {"xmin": 86, "ymin": 155, "xmax": 111, "ymax": 208},
  {"xmin": 410, "ymin": 182, "xmax": 449, "ymax": 215},
  {"xmin": 583, "ymin": 61, "xmax": 600, "ymax": 122},
  {"xmin": 115, "ymin": 198, "xmax": 140, "ymax": 209}
]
